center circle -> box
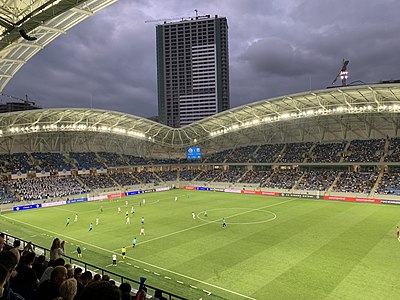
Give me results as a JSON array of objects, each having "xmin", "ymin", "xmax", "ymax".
[{"xmin": 197, "ymin": 207, "xmax": 277, "ymax": 225}]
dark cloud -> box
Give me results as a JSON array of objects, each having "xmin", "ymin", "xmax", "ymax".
[{"xmin": 4, "ymin": 0, "xmax": 400, "ymax": 117}]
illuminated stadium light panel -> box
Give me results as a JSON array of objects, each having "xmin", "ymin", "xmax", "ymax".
[
  {"xmin": 209, "ymin": 104, "xmax": 400, "ymax": 137},
  {"xmin": 1, "ymin": 124, "xmax": 147, "ymax": 140}
]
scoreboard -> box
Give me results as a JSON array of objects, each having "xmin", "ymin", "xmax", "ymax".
[{"xmin": 186, "ymin": 147, "xmax": 202, "ymax": 159}]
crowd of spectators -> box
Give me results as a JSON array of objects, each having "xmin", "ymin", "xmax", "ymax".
[
  {"xmin": 154, "ymin": 171, "xmax": 177, "ymax": 182},
  {"xmin": 5, "ymin": 138, "xmax": 400, "ymax": 201},
  {"xmin": 0, "ymin": 232, "xmax": 162, "ymax": 300},
  {"xmin": 224, "ymin": 146, "xmax": 258, "ymax": 163},
  {"xmin": 9, "ymin": 176, "xmax": 89, "ymax": 201},
  {"xmin": 384, "ymin": 137, "xmax": 400, "ymax": 162},
  {"xmin": 204, "ymin": 149, "xmax": 230, "ymax": 163},
  {"xmin": 212, "ymin": 169, "xmax": 245, "ymax": 183},
  {"xmin": 31, "ymin": 152, "xmax": 71, "ymax": 172},
  {"xmin": 296, "ymin": 170, "xmax": 339, "ymax": 191},
  {"xmin": 1, "ymin": 167, "xmax": 399, "ymax": 201},
  {"xmin": 237, "ymin": 170, "xmax": 273, "ymax": 184},
  {"xmin": 0, "ymin": 153, "xmax": 34, "ymax": 173},
  {"xmin": 332, "ymin": 171, "xmax": 379, "ymax": 194},
  {"xmin": 195, "ymin": 169, "xmax": 224, "ymax": 182},
  {"xmin": 97, "ymin": 152, "xmax": 127, "ymax": 168},
  {"xmin": 133, "ymin": 171, "xmax": 160, "ymax": 184},
  {"xmin": 262, "ymin": 170, "xmax": 304, "ymax": 189},
  {"xmin": 121, "ymin": 155, "xmax": 148, "ymax": 166},
  {"xmin": 0, "ymin": 178, "xmax": 18, "ymax": 203},
  {"xmin": 108, "ymin": 173, "xmax": 141, "ymax": 187},
  {"xmin": 70, "ymin": 152, "xmax": 105, "ymax": 170},
  {"xmin": 277, "ymin": 143, "xmax": 313, "ymax": 163},
  {"xmin": 250, "ymin": 144, "xmax": 284, "ymax": 163},
  {"xmin": 376, "ymin": 172, "xmax": 400, "ymax": 195},
  {"xmin": 308, "ymin": 142, "xmax": 346, "ymax": 163},
  {"xmin": 79, "ymin": 174, "xmax": 117, "ymax": 190},
  {"xmin": 344, "ymin": 139, "xmax": 385, "ymax": 162},
  {"xmin": 179, "ymin": 169, "xmax": 204, "ymax": 181}
]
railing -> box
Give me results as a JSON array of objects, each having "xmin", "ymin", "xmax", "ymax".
[{"xmin": 3, "ymin": 232, "xmax": 187, "ymax": 300}]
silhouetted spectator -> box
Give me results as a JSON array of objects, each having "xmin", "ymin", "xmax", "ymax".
[
  {"xmin": 11, "ymin": 252, "xmax": 38, "ymax": 299},
  {"xmin": 119, "ymin": 282, "xmax": 132, "ymax": 300},
  {"xmin": 92, "ymin": 274, "xmax": 101, "ymax": 282},
  {"xmin": 0, "ymin": 250, "xmax": 20, "ymax": 300},
  {"xmin": 74, "ymin": 271, "xmax": 92, "ymax": 300},
  {"xmin": 32, "ymin": 255, "xmax": 46, "ymax": 280},
  {"xmin": 39, "ymin": 258, "xmax": 65, "ymax": 285},
  {"xmin": 9, "ymin": 240, "xmax": 20, "ymax": 262},
  {"xmin": 154, "ymin": 289, "xmax": 167, "ymax": 300},
  {"xmin": 78, "ymin": 281, "xmax": 121, "ymax": 300},
  {"xmin": 36, "ymin": 266, "xmax": 67, "ymax": 300},
  {"xmin": 59, "ymin": 278, "xmax": 77, "ymax": 300}
]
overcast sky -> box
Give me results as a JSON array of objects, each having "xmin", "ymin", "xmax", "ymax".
[{"xmin": 3, "ymin": 0, "xmax": 400, "ymax": 118}]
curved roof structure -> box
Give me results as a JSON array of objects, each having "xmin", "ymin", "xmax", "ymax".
[
  {"xmin": 1, "ymin": 83, "xmax": 400, "ymax": 151},
  {"xmin": 0, "ymin": 0, "xmax": 118, "ymax": 91}
]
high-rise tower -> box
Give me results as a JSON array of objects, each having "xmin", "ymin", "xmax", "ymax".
[{"xmin": 156, "ymin": 15, "xmax": 229, "ymax": 127}]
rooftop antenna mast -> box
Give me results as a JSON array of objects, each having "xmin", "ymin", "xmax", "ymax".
[{"xmin": 332, "ymin": 59, "xmax": 349, "ymax": 86}]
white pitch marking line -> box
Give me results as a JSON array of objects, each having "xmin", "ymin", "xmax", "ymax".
[
  {"xmin": 144, "ymin": 269, "xmax": 150, "ymax": 272},
  {"xmin": 154, "ymin": 272, "xmax": 160, "ymax": 276},
  {"xmin": 190, "ymin": 285, "xmax": 198, "ymax": 289},
  {"xmin": 203, "ymin": 290, "xmax": 212, "ymax": 295},
  {"xmin": 177, "ymin": 280, "xmax": 184, "ymax": 284},
  {"xmin": 126, "ymin": 263, "xmax": 131, "ymax": 266},
  {"xmin": 134, "ymin": 265, "xmax": 140, "ymax": 268},
  {"xmin": 164, "ymin": 276, "xmax": 171, "ymax": 280}
]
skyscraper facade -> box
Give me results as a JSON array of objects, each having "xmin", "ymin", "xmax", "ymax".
[{"xmin": 156, "ymin": 15, "xmax": 229, "ymax": 128}]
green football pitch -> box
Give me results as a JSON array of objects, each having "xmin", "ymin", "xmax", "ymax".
[{"xmin": 1, "ymin": 189, "xmax": 400, "ymax": 300}]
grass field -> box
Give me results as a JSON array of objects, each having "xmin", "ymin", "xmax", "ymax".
[{"xmin": 1, "ymin": 189, "xmax": 400, "ymax": 300}]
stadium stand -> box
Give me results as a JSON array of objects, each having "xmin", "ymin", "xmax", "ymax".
[
  {"xmin": 9, "ymin": 176, "xmax": 89, "ymax": 201},
  {"xmin": 3, "ymin": 137, "xmax": 400, "ymax": 204},
  {"xmin": 344, "ymin": 139, "xmax": 385, "ymax": 162},
  {"xmin": 0, "ymin": 153, "xmax": 35, "ymax": 173},
  {"xmin": 332, "ymin": 171, "xmax": 379, "ymax": 194},
  {"xmin": 385, "ymin": 137, "xmax": 400, "ymax": 162},
  {"xmin": 0, "ymin": 138, "xmax": 400, "ymax": 204},
  {"xmin": 109, "ymin": 172, "xmax": 141, "ymax": 186}
]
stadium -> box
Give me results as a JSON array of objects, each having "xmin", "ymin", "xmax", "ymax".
[{"xmin": 1, "ymin": 1, "xmax": 400, "ymax": 300}]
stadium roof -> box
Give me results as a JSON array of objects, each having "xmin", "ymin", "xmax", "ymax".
[
  {"xmin": 1, "ymin": 83, "xmax": 400, "ymax": 148},
  {"xmin": 0, "ymin": 0, "xmax": 117, "ymax": 91}
]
